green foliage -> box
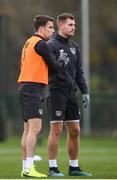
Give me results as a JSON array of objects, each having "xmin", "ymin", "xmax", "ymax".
[
  {"xmin": 90, "ymin": 0, "xmax": 117, "ymax": 91},
  {"xmin": 0, "ymin": 0, "xmax": 117, "ymax": 92},
  {"xmin": 0, "ymin": 136, "xmax": 117, "ymax": 178}
]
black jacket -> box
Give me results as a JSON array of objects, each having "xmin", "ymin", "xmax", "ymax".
[{"xmin": 47, "ymin": 33, "xmax": 88, "ymax": 96}]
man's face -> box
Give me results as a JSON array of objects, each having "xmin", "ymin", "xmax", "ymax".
[
  {"xmin": 42, "ymin": 21, "xmax": 55, "ymax": 41},
  {"xmin": 59, "ymin": 18, "xmax": 76, "ymax": 38}
]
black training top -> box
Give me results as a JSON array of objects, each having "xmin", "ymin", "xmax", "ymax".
[{"xmin": 47, "ymin": 33, "xmax": 88, "ymax": 96}]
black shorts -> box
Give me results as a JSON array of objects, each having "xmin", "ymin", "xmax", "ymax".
[
  {"xmin": 18, "ymin": 82, "xmax": 45, "ymax": 122},
  {"xmin": 47, "ymin": 93, "xmax": 80, "ymax": 122}
]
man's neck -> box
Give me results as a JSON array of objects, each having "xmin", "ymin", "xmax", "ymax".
[
  {"xmin": 58, "ymin": 31, "xmax": 68, "ymax": 39},
  {"xmin": 35, "ymin": 32, "xmax": 45, "ymax": 40}
]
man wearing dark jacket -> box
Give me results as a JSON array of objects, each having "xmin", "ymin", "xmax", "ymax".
[{"xmin": 47, "ymin": 13, "xmax": 92, "ymax": 177}]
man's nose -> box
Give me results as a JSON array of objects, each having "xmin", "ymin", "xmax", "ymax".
[{"xmin": 72, "ymin": 25, "xmax": 75, "ymax": 30}]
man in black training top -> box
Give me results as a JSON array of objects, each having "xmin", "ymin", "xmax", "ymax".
[{"xmin": 47, "ymin": 13, "xmax": 92, "ymax": 177}]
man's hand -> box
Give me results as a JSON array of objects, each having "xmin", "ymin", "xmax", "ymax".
[
  {"xmin": 58, "ymin": 52, "xmax": 69, "ymax": 67},
  {"xmin": 82, "ymin": 94, "xmax": 90, "ymax": 108}
]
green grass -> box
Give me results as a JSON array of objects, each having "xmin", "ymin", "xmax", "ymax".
[{"xmin": 0, "ymin": 136, "xmax": 117, "ymax": 179}]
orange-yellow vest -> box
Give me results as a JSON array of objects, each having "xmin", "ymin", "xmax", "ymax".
[{"xmin": 17, "ymin": 36, "xmax": 48, "ymax": 84}]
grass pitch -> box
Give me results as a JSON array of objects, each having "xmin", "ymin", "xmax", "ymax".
[{"xmin": 0, "ymin": 135, "xmax": 117, "ymax": 179}]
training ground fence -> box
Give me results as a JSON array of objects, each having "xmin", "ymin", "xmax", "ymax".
[{"xmin": 0, "ymin": 92, "xmax": 117, "ymax": 141}]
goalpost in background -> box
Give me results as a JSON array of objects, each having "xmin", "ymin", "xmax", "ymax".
[{"xmin": 81, "ymin": 0, "xmax": 91, "ymax": 135}]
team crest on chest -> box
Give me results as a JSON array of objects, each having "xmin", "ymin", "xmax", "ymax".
[{"xmin": 70, "ymin": 47, "xmax": 76, "ymax": 55}]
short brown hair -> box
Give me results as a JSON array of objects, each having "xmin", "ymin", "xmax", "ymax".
[
  {"xmin": 33, "ymin": 15, "xmax": 54, "ymax": 31},
  {"xmin": 57, "ymin": 13, "xmax": 74, "ymax": 26}
]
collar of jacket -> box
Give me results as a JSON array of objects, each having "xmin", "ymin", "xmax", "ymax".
[
  {"xmin": 34, "ymin": 33, "xmax": 45, "ymax": 41},
  {"xmin": 54, "ymin": 33, "xmax": 69, "ymax": 43}
]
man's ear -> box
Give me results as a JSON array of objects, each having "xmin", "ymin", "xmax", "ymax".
[
  {"xmin": 37, "ymin": 26, "xmax": 45, "ymax": 35},
  {"xmin": 39, "ymin": 26, "xmax": 44, "ymax": 32},
  {"xmin": 58, "ymin": 22, "xmax": 63, "ymax": 29}
]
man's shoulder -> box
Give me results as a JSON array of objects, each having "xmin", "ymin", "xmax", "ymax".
[
  {"xmin": 69, "ymin": 39, "xmax": 79, "ymax": 47},
  {"xmin": 69, "ymin": 40, "xmax": 80, "ymax": 51},
  {"xmin": 47, "ymin": 37, "xmax": 59, "ymax": 51},
  {"xmin": 48, "ymin": 37, "xmax": 57, "ymax": 45}
]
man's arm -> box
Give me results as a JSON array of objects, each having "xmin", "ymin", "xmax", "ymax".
[
  {"xmin": 76, "ymin": 45, "xmax": 90, "ymax": 108},
  {"xmin": 34, "ymin": 40, "xmax": 64, "ymax": 72},
  {"xmin": 76, "ymin": 45, "xmax": 88, "ymax": 94}
]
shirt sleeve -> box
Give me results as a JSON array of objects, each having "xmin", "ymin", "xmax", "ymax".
[
  {"xmin": 76, "ymin": 45, "xmax": 89, "ymax": 94},
  {"xmin": 34, "ymin": 40, "xmax": 64, "ymax": 72}
]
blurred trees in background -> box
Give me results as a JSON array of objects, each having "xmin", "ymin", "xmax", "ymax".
[
  {"xmin": 90, "ymin": 0, "xmax": 117, "ymax": 92},
  {"xmin": 0, "ymin": 0, "xmax": 81, "ymax": 94},
  {"xmin": 0, "ymin": 0, "xmax": 117, "ymax": 138},
  {"xmin": 0, "ymin": 0, "xmax": 116, "ymax": 93}
]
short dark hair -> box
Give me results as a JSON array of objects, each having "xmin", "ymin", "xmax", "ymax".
[
  {"xmin": 33, "ymin": 15, "xmax": 54, "ymax": 31},
  {"xmin": 57, "ymin": 13, "xmax": 74, "ymax": 26}
]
